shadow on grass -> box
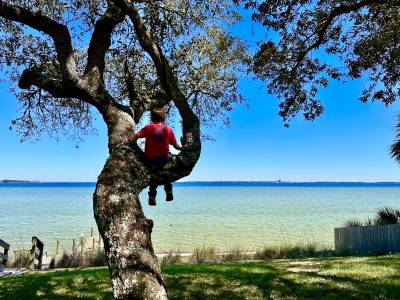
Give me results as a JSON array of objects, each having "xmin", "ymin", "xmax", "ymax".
[
  {"xmin": 163, "ymin": 262, "xmax": 278, "ymax": 299},
  {"xmin": 0, "ymin": 268, "xmax": 112, "ymax": 300},
  {"xmin": 163, "ymin": 259, "xmax": 400, "ymax": 300},
  {"xmin": 1, "ymin": 257, "xmax": 400, "ymax": 299}
]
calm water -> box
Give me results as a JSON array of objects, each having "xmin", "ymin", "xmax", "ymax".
[{"xmin": 1, "ymin": 182, "xmax": 400, "ymax": 255}]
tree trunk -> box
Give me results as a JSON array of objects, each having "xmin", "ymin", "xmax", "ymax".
[{"xmin": 93, "ymin": 107, "xmax": 168, "ymax": 299}]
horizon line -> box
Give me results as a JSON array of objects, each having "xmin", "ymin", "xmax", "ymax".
[{"xmin": 2, "ymin": 180, "xmax": 400, "ymax": 184}]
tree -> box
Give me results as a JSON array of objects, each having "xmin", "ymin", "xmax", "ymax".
[
  {"xmin": 0, "ymin": 0, "xmax": 246, "ymax": 298},
  {"xmin": 243, "ymin": 0, "xmax": 400, "ymax": 160}
]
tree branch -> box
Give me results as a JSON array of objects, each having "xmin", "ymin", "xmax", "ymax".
[
  {"xmin": 84, "ymin": 3, "xmax": 126, "ymax": 80},
  {"xmin": 18, "ymin": 69, "xmax": 79, "ymax": 98},
  {"xmin": 114, "ymin": 1, "xmax": 198, "ymax": 125},
  {"xmin": 293, "ymin": 0, "xmax": 400, "ymax": 73},
  {"xmin": 124, "ymin": 61, "xmax": 171, "ymax": 122},
  {"xmin": 124, "ymin": 62, "xmax": 145, "ymax": 123},
  {"xmin": 0, "ymin": 1, "xmax": 78, "ymax": 83},
  {"xmin": 279, "ymin": 0, "xmax": 400, "ymax": 118},
  {"xmin": 113, "ymin": 0, "xmax": 201, "ymax": 181}
]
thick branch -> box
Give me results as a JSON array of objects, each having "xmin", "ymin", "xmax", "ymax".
[
  {"xmin": 117, "ymin": 1, "xmax": 198, "ymax": 125},
  {"xmin": 0, "ymin": 1, "xmax": 78, "ymax": 82},
  {"xmin": 85, "ymin": 3, "xmax": 126, "ymax": 79},
  {"xmin": 113, "ymin": 0, "xmax": 201, "ymax": 181},
  {"xmin": 18, "ymin": 69, "xmax": 79, "ymax": 98}
]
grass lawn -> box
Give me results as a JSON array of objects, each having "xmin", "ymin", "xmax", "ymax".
[{"xmin": 1, "ymin": 254, "xmax": 400, "ymax": 299}]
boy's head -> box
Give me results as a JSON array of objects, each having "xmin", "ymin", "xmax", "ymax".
[{"xmin": 150, "ymin": 107, "xmax": 165, "ymax": 123}]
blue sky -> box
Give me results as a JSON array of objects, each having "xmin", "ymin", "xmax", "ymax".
[
  {"xmin": 0, "ymin": 11, "xmax": 399, "ymax": 182},
  {"xmin": 1, "ymin": 75, "xmax": 399, "ymax": 182}
]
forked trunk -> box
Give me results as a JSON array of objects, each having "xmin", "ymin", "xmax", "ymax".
[
  {"xmin": 93, "ymin": 107, "xmax": 168, "ymax": 299},
  {"xmin": 93, "ymin": 96, "xmax": 200, "ymax": 299},
  {"xmin": 94, "ymin": 148, "xmax": 167, "ymax": 299}
]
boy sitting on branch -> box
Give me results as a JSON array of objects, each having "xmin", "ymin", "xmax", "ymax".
[{"xmin": 130, "ymin": 108, "xmax": 183, "ymax": 206}]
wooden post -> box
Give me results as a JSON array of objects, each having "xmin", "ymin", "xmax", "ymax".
[
  {"xmin": 92, "ymin": 237, "xmax": 95, "ymax": 253},
  {"xmin": 80, "ymin": 236, "xmax": 84, "ymax": 256},
  {"xmin": 72, "ymin": 239, "xmax": 76, "ymax": 252},
  {"xmin": 29, "ymin": 238, "xmax": 37, "ymax": 270},
  {"xmin": 29, "ymin": 237, "xmax": 44, "ymax": 270},
  {"xmin": 56, "ymin": 240, "xmax": 60, "ymax": 255},
  {"xmin": 90, "ymin": 227, "xmax": 94, "ymax": 237}
]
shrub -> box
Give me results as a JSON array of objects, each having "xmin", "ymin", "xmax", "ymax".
[
  {"xmin": 86, "ymin": 249, "xmax": 107, "ymax": 267},
  {"xmin": 49, "ymin": 257, "xmax": 56, "ymax": 269},
  {"xmin": 254, "ymin": 244, "xmax": 336, "ymax": 260},
  {"xmin": 161, "ymin": 250, "xmax": 182, "ymax": 265},
  {"xmin": 55, "ymin": 249, "xmax": 107, "ymax": 269},
  {"xmin": 190, "ymin": 247, "xmax": 220, "ymax": 263},
  {"xmin": 344, "ymin": 219, "xmax": 364, "ymax": 227},
  {"xmin": 335, "ymin": 246, "xmax": 355, "ymax": 257},
  {"xmin": 11, "ymin": 250, "xmax": 31, "ymax": 268},
  {"xmin": 343, "ymin": 207, "xmax": 400, "ymax": 228},
  {"xmin": 364, "ymin": 218, "xmax": 374, "ymax": 226},
  {"xmin": 55, "ymin": 251, "xmax": 83, "ymax": 268},
  {"xmin": 375, "ymin": 207, "xmax": 400, "ymax": 225},
  {"xmin": 221, "ymin": 247, "xmax": 245, "ymax": 262}
]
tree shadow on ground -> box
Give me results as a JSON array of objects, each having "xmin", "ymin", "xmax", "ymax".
[
  {"xmin": 1, "ymin": 258, "xmax": 400, "ymax": 299},
  {"xmin": 163, "ymin": 262, "xmax": 279, "ymax": 299},
  {"xmin": 163, "ymin": 259, "xmax": 400, "ymax": 300},
  {"xmin": 0, "ymin": 268, "xmax": 112, "ymax": 300}
]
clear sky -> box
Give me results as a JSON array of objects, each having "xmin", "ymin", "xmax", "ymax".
[{"xmin": 0, "ymin": 11, "xmax": 399, "ymax": 182}]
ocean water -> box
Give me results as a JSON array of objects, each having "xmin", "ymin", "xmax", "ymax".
[{"xmin": 1, "ymin": 182, "xmax": 400, "ymax": 255}]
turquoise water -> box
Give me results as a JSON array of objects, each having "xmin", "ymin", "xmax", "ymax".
[{"xmin": 1, "ymin": 183, "xmax": 400, "ymax": 255}]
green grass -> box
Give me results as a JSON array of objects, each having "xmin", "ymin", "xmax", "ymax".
[{"xmin": 1, "ymin": 254, "xmax": 400, "ymax": 299}]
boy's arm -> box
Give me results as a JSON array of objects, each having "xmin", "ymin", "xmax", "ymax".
[
  {"xmin": 129, "ymin": 126, "xmax": 146, "ymax": 144},
  {"xmin": 169, "ymin": 129, "xmax": 183, "ymax": 150}
]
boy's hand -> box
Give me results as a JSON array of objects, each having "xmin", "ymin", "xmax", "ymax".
[
  {"xmin": 130, "ymin": 134, "xmax": 139, "ymax": 143},
  {"xmin": 128, "ymin": 135, "xmax": 139, "ymax": 147},
  {"xmin": 173, "ymin": 143, "xmax": 183, "ymax": 151}
]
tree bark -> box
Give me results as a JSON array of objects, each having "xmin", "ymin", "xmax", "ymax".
[
  {"xmin": 1, "ymin": 1, "xmax": 201, "ymax": 298},
  {"xmin": 94, "ymin": 150, "xmax": 168, "ymax": 299},
  {"xmin": 93, "ymin": 107, "xmax": 168, "ymax": 299}
]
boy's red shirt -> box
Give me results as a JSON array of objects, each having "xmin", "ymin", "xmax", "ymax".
[{"xmin": 136, "ymin": 123, "xmax": 178, "ymax": 159}]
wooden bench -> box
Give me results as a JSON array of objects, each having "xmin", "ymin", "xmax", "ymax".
[
  {"xmin": 29, "ymin": 237, "xmax": 44, "ymax": 270},
  {"xmin": 0, "ymin": 239, "xmax": 10, "ymax": 266}
]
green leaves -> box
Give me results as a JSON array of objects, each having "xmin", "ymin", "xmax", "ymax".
[
  {"xmin": 247, "ymin": 0, "xmax": 400, "ymax": 124},
  {"xmin": 1, "ymin": 0, "xmax": 247, "ymax": 142}
]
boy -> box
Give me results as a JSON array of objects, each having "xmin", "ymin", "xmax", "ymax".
[{"xmin": 130, "ymin": 108, "xmax": 182, "ymax": 206}]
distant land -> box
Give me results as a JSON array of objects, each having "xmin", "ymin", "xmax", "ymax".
[
  {"xmin": 1, "ymin": 181, "xmax": 400, "ymax": 187},
  {"xmin": 0, "ymin": 179, "xmax": 40, "ymax": 183}
]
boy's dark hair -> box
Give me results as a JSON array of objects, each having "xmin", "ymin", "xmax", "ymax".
[{"xmin": 150, "ymin": 107, "xmax": 165, "ymax": 123}]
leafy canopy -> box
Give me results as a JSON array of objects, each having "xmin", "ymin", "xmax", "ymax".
[
  {"xmin": 0, "ymin": 0, "xmax": 247, "ymax": 141},
  {"xmin": 243, "ymin": 0, "xmax": 400, "ymax": 160}
]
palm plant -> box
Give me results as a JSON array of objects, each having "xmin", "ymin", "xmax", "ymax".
[{"xmin": 375, "ymin": 207, "xmax": 400, "ymax": 225}]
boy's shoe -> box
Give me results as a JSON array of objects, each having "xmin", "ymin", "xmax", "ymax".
[
  {"xmin": 148, "ymin": 196, "xmax": 156, "ymax": 206},
  {"xmin": 166, "ymin": 191, "xmax": 173, "ymax": 202}
]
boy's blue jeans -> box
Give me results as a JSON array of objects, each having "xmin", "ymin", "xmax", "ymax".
[{"xmin": 147, "ymin": 156, "xmax": 172, "ymax": 197}]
